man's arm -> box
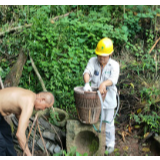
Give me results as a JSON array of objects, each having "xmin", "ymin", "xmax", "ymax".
[
  {"xmin": 83, "ymin": 73, "xmax": 90, "ymax": 83},
  {"xmin": 99, "ymin": 80, "xmax": 113, "ymax": 94},
  {"xmin": 16, "ymin": 105, "xmax": 33, "ymax": 156}
]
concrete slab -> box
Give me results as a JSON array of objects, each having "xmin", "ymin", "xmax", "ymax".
[{"xmin": 66, "ymin": 119, "xmax": 105, "ymax": 156}]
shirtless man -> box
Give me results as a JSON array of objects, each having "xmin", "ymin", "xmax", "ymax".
[{"xmin": 0, "ymin": 87, "xmax": 54, "ymax": 156}]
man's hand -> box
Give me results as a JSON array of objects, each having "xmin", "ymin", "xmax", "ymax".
[
  {"xmin": 99, "ymin": 82, "xmax": 107, "ymax": 95},
  {"xmin": 83, "ymin": 73, "xmax": 92, "ymax": 92},
  {"xmin": 83, "ymin": 82, "xmax": 92, "ymax": 92}
]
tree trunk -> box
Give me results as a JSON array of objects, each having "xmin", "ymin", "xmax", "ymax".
[{"xmin": 4, "ymin": 49, "xmax": 27, "ymax": 88}]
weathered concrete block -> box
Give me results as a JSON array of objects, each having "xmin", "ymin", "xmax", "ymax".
[{"xmin": 66, "ymin": 120, "xmax": 105, "ymax": 156}]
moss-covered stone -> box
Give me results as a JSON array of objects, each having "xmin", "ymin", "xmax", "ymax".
[{"xmin": 66, "ymin": 120, "xmax": 105, "ymax": 156}]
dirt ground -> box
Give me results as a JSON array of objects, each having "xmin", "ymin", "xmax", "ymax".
[
  {"xmin": 16, "ymin": 150, "xmax": 47, "ymax": 156},
  {"xmin": 109, "ymin": 128, "xmax": 160, "ymax": 156},
  {"xmin": 16, "ymin": 130, "xmax": 160, "ymax": 156},
  {"xmin": 16, "ymin": 118, "xmax": 160, "ymax": 156}
]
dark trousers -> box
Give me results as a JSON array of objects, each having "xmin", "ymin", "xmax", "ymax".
[{"xmin": 0, "ymin": 114, "xmax": 17, "ymax": 156}]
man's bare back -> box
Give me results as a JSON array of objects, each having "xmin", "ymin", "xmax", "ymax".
[
  {"xmin": 0, "ymin": 87, "xmax": 36, "ymax": 117},
  {"xmin": 0, "ymin": 87, "xmax": 54, "ymax": 156}
]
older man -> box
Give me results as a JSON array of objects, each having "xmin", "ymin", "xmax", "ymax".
[
  {"xmin": 83, "ymin": 37, "xmax": 120, "ymax": 154},
  {"xmin": 0, "ymin": 87, "xmax": 54, "ymax": 156}
]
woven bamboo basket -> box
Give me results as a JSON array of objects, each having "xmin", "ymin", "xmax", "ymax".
[{"xmin": 74, "ymin": 86, "xmax": 105, "ymax": 124}]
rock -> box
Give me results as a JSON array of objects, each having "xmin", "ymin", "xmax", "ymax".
[
  {"xmin": 37, "ymin": 138, "xmax": 46, "ymax": 151},
  {"xmin": 48, "ymin": 144, "xmax": 56, "ymax": 154},
  {"xmin": 42, "ymin": 131, "xmax": 56, "ymax": 142},
  {"xmin": 54, "ymin": 144, "xmax": 61, "ymax": 153},
  {"xmin": 37, "ymin": 138, "xmax": 56, "ymax": 153},
  {"xmin": 66, "ymin": 119, "xmax": 106, "ymax": 156},
  {"xmin": 11, "ymin": 115, "xmax": 66, "ymax": 155},
  {"xmin": 39, "ymin": 117, "xmax": 66, "ymax": 146}
]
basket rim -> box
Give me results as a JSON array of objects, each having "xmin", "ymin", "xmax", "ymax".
[{"xmin": 74, "ymin": 86, "xmax": 98, "ymax": 94}]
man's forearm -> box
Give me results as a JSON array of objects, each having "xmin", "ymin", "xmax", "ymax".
[
  {"xmin": 103, "ymin": 80, "xmax": 113, "ymax": 87},
  {"xmin": 16, "ymin": 133, "xmax": 31, "ymax": 156},
  {"xmin": 83, "ymin": 73, "xmax": 90, "ymax": 83}
]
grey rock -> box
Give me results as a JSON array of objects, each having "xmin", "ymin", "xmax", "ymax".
[
  {"xmin": 54, "ymin": 144, "xmax": 61, "ymax": 153},
  {"xmin": 43, "ymin": 131, "xmax": 55, "ymax": 142},
  {"xmin": 48, "ymin": 144, "xmax": 56, "ymax": 154},
  {"xmin": 37, "ymin": 138, "xmax": 46, "ymax": 151}
]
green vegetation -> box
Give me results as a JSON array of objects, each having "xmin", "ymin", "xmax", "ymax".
[
  {"xmin": 88, "ymin": 138, "xmax": 99, "ymax": 155},
  {"xmin": 0, "ymin": 5, "xmax": 160, "ymax": 138},
  {"xmin": 53, "ymin": 146, "xmax": 88, "ymax": 156}
]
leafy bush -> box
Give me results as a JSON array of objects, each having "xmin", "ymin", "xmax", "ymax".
[
  {"xmin": 132, "ymin": 111, "xmax": 160, "ymax": 134},
  {"xmin": 18, "ymin": 6, "xmax": 134, "ymax": 110},
  {"xmin": 0, "ymin": 5, "xmax": 160, "ymax": 121}
]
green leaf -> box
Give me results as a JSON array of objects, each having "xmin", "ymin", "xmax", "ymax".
[
  {"xmin": 27, "ymin": 66, "xmax": 32, "ymax": 72},
  {"xmin": 0, "ymin": 67, "xmax": 3, "ymax": 76},
  {"xmin": 76, "ymin": 152, "xmax": 81, "ymax": 156}
]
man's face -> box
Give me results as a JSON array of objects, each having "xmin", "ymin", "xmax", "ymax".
[
  {"xmin": 34, "ymin": 95, "xmax": 50, "ymax": 110},
  {"xmin": 34, "ymin": 99, "xmax": 48, "ymax": 110},
  {"xmin": 97, "ymin": 55, "xmax": 110, "ymax": 66}
]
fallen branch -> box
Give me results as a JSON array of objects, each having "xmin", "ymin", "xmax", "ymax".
[
  {"xmin": 50, "ymin": 10, "xmax": 74, "ymax": 23},
  {"xmin": 37, "ymin": 119, "xmax": 49, "ymax": 156},
  {"xmin": 29, "ymin": 52, "xmax": 67, "ymax": 155},
  {"xmin": 149, "ymin": 36, "xmax": 160, "ymax": 54},
  {"xmin": 0, "ymin": 10, "xmax": 74, "ymax": 37},
  {"xmin": 31, "ymin": 120, "xmax": 38, "ymax": 156},
  {"xmin": 23, "ymin": 113, "xmax": 49, "ymax": 156},
  {"xmin": 29, "ymin": 54, "xmax": 47, "ymax": 92},
  {"xmin": 0, "ymin": 24, "xmax": 32, "ymax": 37},
  {"xmin": 29, "ymin": 52, "xmax": 54, "ymax": 117},
  {"xmin": 23, "ymin": 113, "xmax": 38, "ymax": 156}
]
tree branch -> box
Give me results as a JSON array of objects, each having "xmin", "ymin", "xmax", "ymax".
[
  {"xmin": 29, "ymin": 54, "xmax": 47, "ymax": 92},
  {"xmin": 149, "ymin": 36, "xmax": 160, "ymax": 54},
  {"xmin": 0, "ymin": 10, "xmax": 74, "ymax": 37},
  {"xmin": 0, "ymin": 24, "xmax": 32, "ymax": 37}
]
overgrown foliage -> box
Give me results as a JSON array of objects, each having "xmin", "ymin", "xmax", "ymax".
[{"xmin": 0, "ymin": 5, "xmax": 160, "ymax": 134}]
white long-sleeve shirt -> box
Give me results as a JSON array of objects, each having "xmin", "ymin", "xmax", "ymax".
[{"xmin": 83, "ymin": 57, "xmax": 120, "ymax": 109}]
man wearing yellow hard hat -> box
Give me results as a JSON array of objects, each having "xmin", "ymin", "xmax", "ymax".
[{"xmin": 83, "ymin": 37, "xmax": 120, "ymax": 154}]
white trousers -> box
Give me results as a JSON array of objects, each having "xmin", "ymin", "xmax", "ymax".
[{"xmin": 102, "ymin": 109, "xmax": 115, "ymax": 148}]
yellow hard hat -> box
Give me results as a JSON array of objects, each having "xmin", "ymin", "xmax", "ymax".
[{"xmin": 95, "ymin": 37, "xmax": 114, "ymax": 56}]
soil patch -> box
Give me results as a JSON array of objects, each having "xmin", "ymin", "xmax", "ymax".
[{"xmin": 110, "ymin": 127, "xmax": 160, "ymax": 156}]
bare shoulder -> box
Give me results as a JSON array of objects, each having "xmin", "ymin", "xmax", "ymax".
[
  {"xmin": 0, "ymin": 87, "xmax": 33, "ymax": 93},
  {"xmin": 0, "ymin": 87, "xmax": 36, "ymax": 116},
  {"xmin": 3, "ymin": 87, "xmax": 36, "ymax": 103},
  {"xmin": 0, "ymin": 87, "xmax": 35, "ymax": 99},
  {"xmin": 17, "ymin": 88, "xmax": 36, "ymax": 107}
]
